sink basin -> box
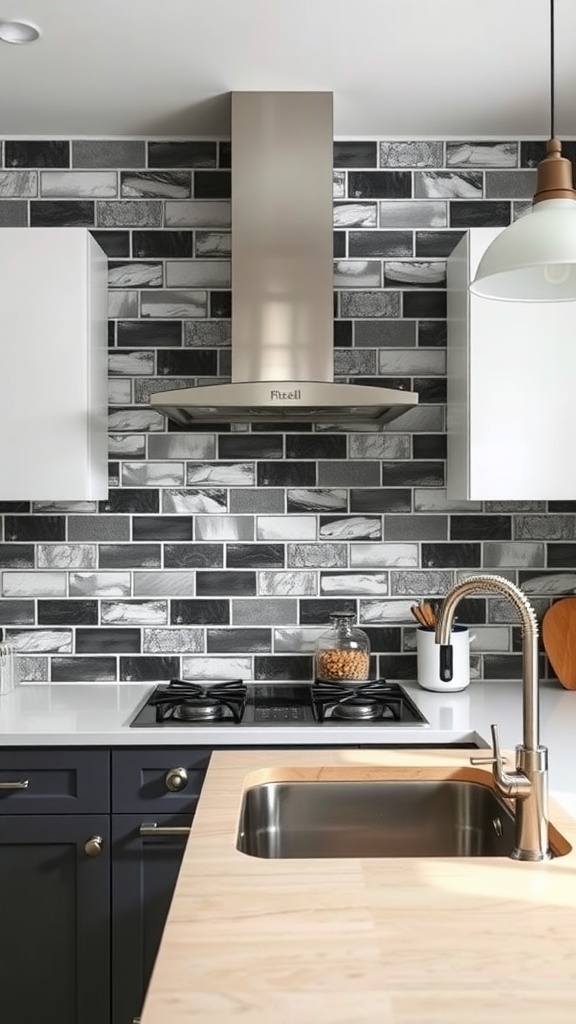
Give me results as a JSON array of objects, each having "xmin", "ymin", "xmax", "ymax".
[{"xmin": 236, "ymin": 779, "xmax": 516, "ymax": 858}]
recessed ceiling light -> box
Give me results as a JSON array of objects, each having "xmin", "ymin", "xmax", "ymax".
[{"xmin": 0, "ymin": 19, "xmax": 41, "ymax": 44}]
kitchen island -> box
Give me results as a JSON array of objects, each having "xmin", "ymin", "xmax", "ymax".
[{"xmin": 140, "ymin": 746, "xmax": 576, "ymax": 1024}]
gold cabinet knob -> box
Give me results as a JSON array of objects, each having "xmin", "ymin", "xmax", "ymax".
[
  {"xmin": 164, "ymin": 766, "xmax": 188, "ymax": 792},
  {"xmin": 84, "ymin": 835, "xmax": 103, "ymax": 857}
]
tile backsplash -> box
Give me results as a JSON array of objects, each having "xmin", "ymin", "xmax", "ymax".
[{"xmin": 0, "ymin": 134, "xmax": 573, "ymax": 685}]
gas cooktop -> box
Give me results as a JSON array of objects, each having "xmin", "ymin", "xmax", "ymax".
[{"xmin": 129, "ymin": 679, "xmax": 429, "ymax": 728}]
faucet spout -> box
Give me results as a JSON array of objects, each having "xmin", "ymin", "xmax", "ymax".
[{"xmin": 436, "ymin": 574, "xmax": 550, "ymax": 862}]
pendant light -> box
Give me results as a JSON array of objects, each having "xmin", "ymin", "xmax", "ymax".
[{"xmin": 470, "ymin": 0, "xmax": 576, "ymax": 302}]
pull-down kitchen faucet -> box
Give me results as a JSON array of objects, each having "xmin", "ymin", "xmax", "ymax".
[{"xmin": 435, "ymin": 574, "xmax": 551, "ymax": 861}]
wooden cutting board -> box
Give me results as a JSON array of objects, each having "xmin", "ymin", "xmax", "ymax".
[{"xmin": 542, "ymin": 597, "xmax": 576, "ymax": 689}]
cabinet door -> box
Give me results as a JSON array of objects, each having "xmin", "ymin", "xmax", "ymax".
[
  {"xmin": 0, "ymin": 814, "xmax": 111, "ymax": 1024},
  {"xmin": 111, "ymin": 812, "xmax": 191, "ymax": 1024}
]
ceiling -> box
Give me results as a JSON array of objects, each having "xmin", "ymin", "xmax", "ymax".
[{"xmin": 0, "ymin": 0, "xmax": 574, "ymax": 139}]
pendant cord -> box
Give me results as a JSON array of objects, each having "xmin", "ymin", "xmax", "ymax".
[{"xmin": 550, "ymin": 0, "xmax": 555, "ymax": 139}]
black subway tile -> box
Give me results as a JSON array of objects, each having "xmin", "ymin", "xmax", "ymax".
[
  {"xmin": 76, "ymin": 628, "xmax": 141, "ymax": 654},
  {"xmin": 30, "ymin": 201, "xmax": 94, "ymax": 226},
  {"xmin": 157, "ymin": 350, "xmax": 218, "ymax": 376},
  {"xmin": 120, "ymin": 656, "xmax": 181, "ymax": 680},
  {"xmin": 299, "ymin": 599, "xmax": 357, "ymax": 624},
  {"xmin": 218, "ymin": 435, "xmax": 283, "ymax": 460},
  {"xmin": 0, "ymin": 544, "xmax": 35, "ymax": 568},
  {"xmin": 334, "ymin": 141, "xmax": 378, "ymax": 167},
  {"xmin": 412, "ymin": 434, "xmax": 447, "ymax": 459},
  {"xmin": 5, "ymin": 517, "xmax": 65, "ymax": 542},
  {"xmin": 99, "ymin": 490, "xmax": 160, "ymax": 514},
  {"xmin": 254, "ymin": 655, "xmax": 313, "ymax": 680},
  {"xmin": 148, "ymin": 141, "xmax": 218, "ymax": 167},
  {"xmin": 382, "ymin": 461, "xmax": 445, "ymax": 487},
  {"xmin": 286, "ymin": 435, "xmax": 347, "ymax": 460},
  {"xmin": 226, "ymin": 544, "xmax": 284, "ymax": 569},
  {"xmin": 117, "ymin": 321, "xmax": 182, "ymax": 348},
  {"xmin": 132, "ymin": 230, "xmax": 193, "ymax": 258},
  {"xmin": 350, "ymin": 489, "xmax": 411, "ymax": 513},
  {"xmin": 6, "ymin": 141, "xmax": 70, "ymax": 168},
  {"xmin": 403, "ymin": 291, "xmax": 447, "ymax": 318},
  {"xmin": 421, "ymin": 543, "xmax": 482, "ymax": 568},
  {"xmin": 449, "ymin": 201, "xmax": 511, "ymax": 228},
  {"xmin": 196, "ymin": 571, "xmax": 256, "ymax": 596},
  {"xmin": 194, "ymin": 170, "xmax": 231, "ymax": 198},
  {"xmin": 348, "ymin": 171, "xmax": 411, "ymax": 198},
  {"xmin": 450, "ymin": 515, "xmax": 512, "ymax": 540},
  {"xmin": 133, "ymin": 517, "xmax": 193, "ymax": 542},
  {"xmin": 257, "ymin": 462, "xmax": 317, "ymax": 487},
  {"xmin": 51, "ymin": 657, "xmax": 117, "ymax": 682},
  {"xmin": 38, "ymin": 600, "xmax": 98, "ymax": 625},
  {"xmin": 415, "ymin": 231, "xmax": 465, "ymax": 257},
  {"xmin": 164, "ymin": 544, "xmax": 223, "ymax": 568},
  {"xmin": 89, "ymin": 229, "xmax": 130, "ymax": 257},
  {"xmin": 171, "ymin": 599, "xmax": 230, "ymax": 625}
]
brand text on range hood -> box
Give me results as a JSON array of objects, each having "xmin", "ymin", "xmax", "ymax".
[{"xmin": 150, "ymin": 91, "xmax": 418, "ymax": 427}]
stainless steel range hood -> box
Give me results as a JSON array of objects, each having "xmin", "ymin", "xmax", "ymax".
[{"xmin": 150, "ymin": 91, "xmax": 418, "ymax": 428}]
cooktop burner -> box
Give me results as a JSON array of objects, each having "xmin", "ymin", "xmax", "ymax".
[{"xmin": 129, "ymin": 679, "xmax": 428, "ymax": 728}]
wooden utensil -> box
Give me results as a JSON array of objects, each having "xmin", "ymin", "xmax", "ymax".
[{"xmin": 542, "ymin": 597, "xmax": 576, "ymax": 689}]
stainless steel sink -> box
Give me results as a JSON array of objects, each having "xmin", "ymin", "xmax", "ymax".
[{"xmin": 236, "ymin": 779, "xmax": 516, "ymax": 858}]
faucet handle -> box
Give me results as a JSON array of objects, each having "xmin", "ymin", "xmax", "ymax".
[{"xmin": 470, "ymin": 723, "xmax": 506, "ymax": 769}]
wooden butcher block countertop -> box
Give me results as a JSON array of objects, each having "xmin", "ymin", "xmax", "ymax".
[{"xmin": 140, "ymin": 748, "xmax": 576, "ymax": 1024}]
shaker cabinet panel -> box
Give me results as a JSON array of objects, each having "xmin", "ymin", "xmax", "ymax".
[
  {"xmin": 0, "ymin": 227, "xmax": 108, "ymax": 500},
  {"xmin": 0, "ymin": 747, "xmax": 110, "ymax": 814},
  {"xmin": 0, "ymin": 813, "xmax": 111, "ymax": 1024},
  {"xmin": 447, "ymin": 228, "xmax": 576, "ymax": 499},
  {"xmin": 111, "ymin": 746, "xmax": 212, "ymax": 814}
]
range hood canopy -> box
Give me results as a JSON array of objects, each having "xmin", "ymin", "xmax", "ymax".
[{"xmin": 150, "ymin": 91, "xmax": 418, "ymax": 428}]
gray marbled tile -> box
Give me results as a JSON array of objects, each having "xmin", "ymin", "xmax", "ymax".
[
  {"xmin": 68, "ymin": 516, "xmax": 130, "ymax": 541},
  {"xmin": 41, "ymin": 171, "xmax": 117, "ymax": 198},
  {"xmin": 134, "ymin": 379, "xmax": 195, "ymax": 403},
  {"xmin": 165, "ymin": 200, "xmax": 231, "ymax": 227},
  {"xmin": 8, "ymin": 629, "xmax": 72, "ymax": 653},
  {"xmin": 195, "ymin": 515, "xmax": 254, "ymax": 540},
  {"xmin": 340, "ymin": 291, "xmax": 400, "ymax": 318},
  {"xmin": 99, "ymin": 544, "xmax": 161, "ymax": 569},
  {"xmin": 333, "ymin": 171, "xmax": 346, "ymax": 198},
  {"xmin": 230, "ymin": 489, "xmax": 285, "ymax": 514},
  {"xmin": 51, "ymin": 657, "xmax": 117, "ymax": 682},
  {"xmin": 446, "ymin": 142, "xmax": 518, "ymax": 167},
  {"xmin": 121, "ymin": 171, "xmax": 191, "ymax": 198},
  {"xmin": 108, "ymin": 262, "xmax": 162, "ymax": 288},
  {"xmin": 515, "ymin": 515, "xmax": 576, "ymax": 540},
  {"xmin": 186, "ymin": 462, "xmax": 254, "ymax": 486},
  {"xmin": 385, "ymin": 515, "xmax": 448, "ymax": 541},
  {"xmin": 414, "ymin": 489, "xmax": 481, "ymax": 512},
  {"xmin": 101, "ymin": 599, "xmax": 168, "ymax": 624},
  {"xmin": 16, "ymin": 656, "xmax": 49, "ymax": 682},
  {"xmin": 483, "ymin": 542, "xmax": 545, "ymax": 568},
  {"xmin": 359, "ymin": 598, "xmax": 415, "ymax": 623},
  {"xmin": 334, "ymin": 260, "xmax": 381, "ymax": 288},
  {"xmin": 195, "ymin": 231, "xmax": 231, "ymax": 256},
  {"xmin": 414, "ymin": 172, "xmax": 482, "ymax": 199},
  {"xmin": 320, "ymin": 572, "xmax": 388, "ymax": 595},
  {"xmin": 390, "ymin": 569, "xmax": 452, "ymax": 595},
  {"xmin": 133, "ymin": 570, "xmax": 196, "ymax": 596},
  {"xmin": 109, "ymin": 351, "xmax": 155, "ymax": 376},
  {"xmin": 379, "ymin": 141, "xmax": 443, "ymax": 168},
  {"xmin": 287, "ymin": 488, "xmax": 347, "ymax": 512},
  {"xmin": 258, "ymin": 571, "xmax": 317, "ymax": 596},
  {"xmin": 0, "ymin": 200, "xmax": 28, "ymax": 225},
  {"xmin": 274, "ymin": 626, "xmax": 324, "ymax": 652},
  {"xmin": 519, "ymin": 572, "xmax": 576, "ymax": 596},
  {"xmin": 184, "ymin": 320, "xmax": 231, "ymax": 348},
  {"xmin": 333, "ymin": 202, "xmax": 377, "ymax": 227},
  {"xmin": 467, "ymin": 625, "xmax": 511, "ymax": 652},
  {"xmin": 37, "ymin": 544, "xmax": 97, "ymax": 569},
  {"xmin": 108, "ymin": 291, "xmax": 138, "ymax": 317},
  {"xmin": 384, "ymin": 260, "xmax": 446, "ymax": 288},
  {"xmin": 349, "ymin": 435, "xmax": 410, "ymax": 459},
  {"xmin": 33, "ymin": 501, "xmax": 97, "ymax": 513},
  {"xmin": 0, "ymin": 170, "xmax": 37, "ymax": 197},
  {"xmin": 2, "ymin": 572, "xmax": 66, "ymax": 597},
  {"xmin": 148, "ymin": 434, "xmax": 216, "ymax": 460},
  {"xmin": 143, "ymin": 627, "xmax": 203, "ymax": 653},
  {"xmin": 162, "ymin": 489, "xmax": 227, "ymax": 513},
  {"xmin": 319, "ymin": 516, "xmax": 381, "ymax": 540},
  {"xmin": 108, "ymin": 435, "xmax": 146, "ymax": 458},
  {"xmin": 141, "ymin": 290, "xmax": 207, "ymax": 318},
  {"xmin": 379, "ymin": 200, "xmax": 447, "ymax": 228},
  {"xmin": 333, "ymin": 349, "xmax": 376, "ymax": 375},
  {"xmin": 181, "ymin": 655, "xmax": 252, "ymax": 680},
  {"xmin": 166, "ymin": 260, "xmax": 231, "ymax": 288},
  {"xmin": 72, "ymin": 140, "xmax": 146, "ymax": 168},
  {"xmin": 382, "ymin": 406, "xmax": 444, "ymax": 433},
  {"xmin": 207, "ymin": 627, "xmax": 271, "ymax": 653},
  {"xmin": 287, "ymin": 543, "xmax": 347, "ymax": 568},
  {"xmin": 121, "ymin": 461, "xmax": 185, "ymax": 487},
  {"xmin": 69, "ymin": 572, "xmax": 131, "ymax": 597},
  {"xmin": 485, "ymin": 171, "xmax": 538, "ymax": 199},
  {"xmin": 108, "ymin": 380, "xmax": 132, "ymax": 406},
  {"xmin": 354, "ymin": 320, "xmax": 416, "ymax": 347},
  {"xmin": 318, "ymin": 461, "xmax": 380, "ymax": 487},
  {"xmin": 486, "ymin": 501, "xmax": 546, "ymax": 512},
  {"xmin": 232, "ymin": 598, "xmax": 298, "ymax": 626},
  {"xmin": 97, "ymin": 200, "xmax": 162, "ymax": 227},
  {"xmin": 378, "ymin": 348, "xmax": 446, "ymax": 375},
  {"xmin": 108, "ymin": 409, "xmax": 165, "ymax": 432},
  {"xmin": 350, "ymin": 543, "xmax": 419, "ymax": 568},
  {"xmin": 256, "ymin": 516, "xmax": 316, "ymax": 541}
]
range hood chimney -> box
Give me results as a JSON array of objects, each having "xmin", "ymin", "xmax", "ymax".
[{"xmin": 150, "ymin": 91, "xmax": 418, "ymax": 427}]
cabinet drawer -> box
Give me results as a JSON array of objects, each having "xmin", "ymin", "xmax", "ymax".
[
  {"xmin": 0, "ymin": 748, "xmax": 110, "ymax": 814},
  {"xmin": 111, "ymin": 747, "xmax": 212, "ymax": 814}
]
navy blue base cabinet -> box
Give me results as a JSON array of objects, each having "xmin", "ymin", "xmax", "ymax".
[{"xmin": 0, "ymin": 746, "xmax": 212, "ymax": 1024}]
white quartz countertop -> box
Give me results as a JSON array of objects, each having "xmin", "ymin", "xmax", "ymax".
[{"xmin": 0, "ymin": 678, "xmax": 575, "ymax": 800}]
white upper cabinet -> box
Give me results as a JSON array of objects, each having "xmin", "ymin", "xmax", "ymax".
[
  {"xmin": 447, "ymin": 227, "xmax": 576, "ymax": 500},
  {"xmin": 0, "ymin": 228, "xmax": 108, "ymax": 500}
]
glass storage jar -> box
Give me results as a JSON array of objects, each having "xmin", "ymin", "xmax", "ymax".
[{"xmin": 315, "ymin": 612, "xmax": 371, "ymax": 682}]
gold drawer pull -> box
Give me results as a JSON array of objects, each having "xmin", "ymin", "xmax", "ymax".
[
  {"xmin": 0, "ymin": 780, "xmax": 29, "ymax": 789},
  {"xmin": 139, "ymin": 821, "xmax": 190, "ymax": 838}
]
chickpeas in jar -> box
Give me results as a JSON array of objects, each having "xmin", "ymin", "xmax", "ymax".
[{"xmin": 315, "ymin": 612, "xmax": 371, "ymax": 683}]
